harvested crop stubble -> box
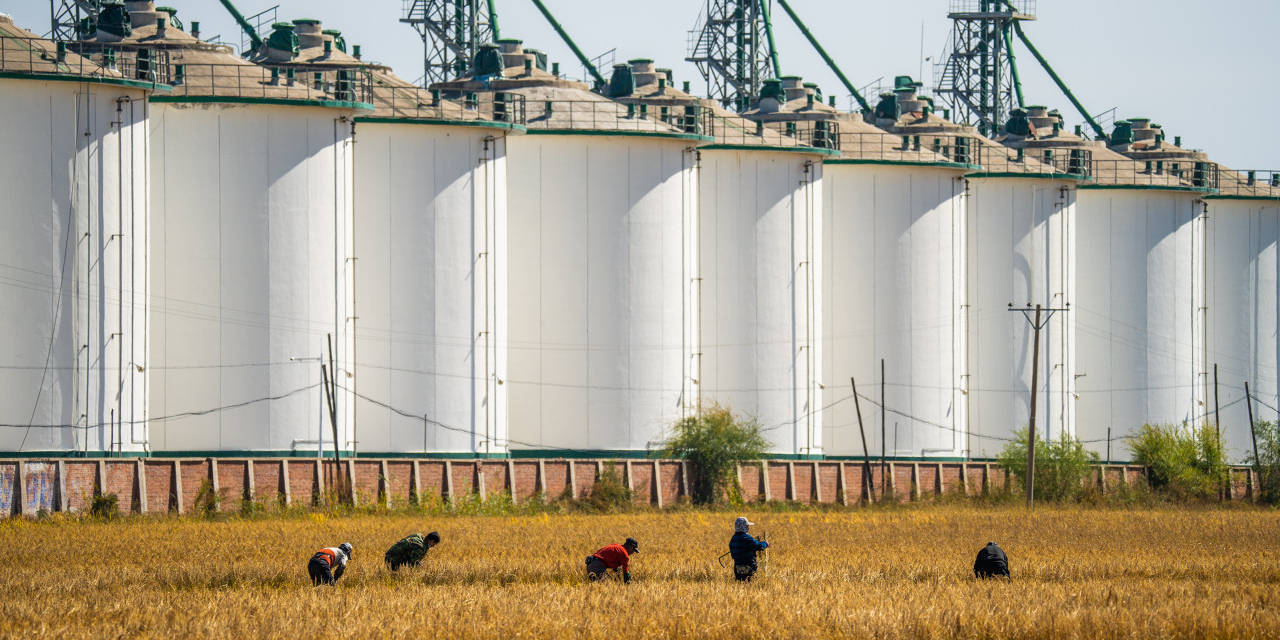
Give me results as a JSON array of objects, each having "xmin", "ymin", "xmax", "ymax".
[{"xmin": 2, "ymin": 507, "xmax": 1278, "ymax": 638}]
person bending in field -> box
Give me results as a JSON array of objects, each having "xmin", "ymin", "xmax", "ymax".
[
  {"xmin": 728, "ymin": 516, "xmax": 769, "ymax": 582},
  {"xmin": 585, "ymin": 537, "xmax": 638, "ymax": 583},
  {"xmin": 308, "ymin": 542, "xmax": 352, "ymax": 586},
  {"xmin": 973, "ymin": 541, "xmax": 1009, "ymax": 579},
  {"xmin": 384, "ymin": 531, "xmax": 441, "ymax": 571}
]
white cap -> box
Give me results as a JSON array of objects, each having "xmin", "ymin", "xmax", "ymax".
[{"xmin": 734, "ymin": 516, "xmax": 754, "ymax": 531}]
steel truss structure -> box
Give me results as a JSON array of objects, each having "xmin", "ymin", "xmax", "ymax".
[
  {"xmin": 934, "ymin": 0, "xmax": 1035, "ymax": 136},
  {"xmin": 687, "ymin": 0, "xmax": 774, "ymax": 112},
  {"xmin": 401, "ymin": 0, "xmax": 496, "ymax": 87}
]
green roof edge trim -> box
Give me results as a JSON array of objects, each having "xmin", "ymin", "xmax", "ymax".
[
  {"xmin": 525, "ymin": 128, "xmax": 712, "ymax": 142},
  {"xmin": 1202, "ymin": 194, "xmax": 1280, "ymax": 201},
  {"xmin": 699, "ymin": 143, "xmax": 839, "ymax": 157},
  {"xmin": 354, "ymin": 115, "xmax": 526, "ymax": 132},
  {"xmin": 965, "ymin": 171, "xmax": 1088, "ymax": 181},
  {"xmin": 0, "ymin": 70, "xmax": 172, "ymax": 92},
  {"xmin": 824, "ymin": 158, "xmax": 979, "ymax": 170},
  {"xmin": 150, "ymin": 95, "xmax": 374, "ymax": 111},
  {"xmin": 1079, "ymin": 183, "xmax": 1217, "ymax": 194}
]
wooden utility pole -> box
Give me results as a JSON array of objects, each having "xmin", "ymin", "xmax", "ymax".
[
  {"xmin": 1010, "ymin": 303, "xmax": 1066, "ymax": 509},
  {"xmin": 850, "ymin": 377, "xmax": 875, "ymax": 502}
]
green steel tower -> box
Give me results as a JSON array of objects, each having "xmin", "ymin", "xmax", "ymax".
[
  {"xmin": 50, "ymin": 0, "xmax": 99, "ymax": 42},
  {"xmin": 934, "ymin": 0, "xmax": 1035, "ymax": 136},
  {"xmin": 402, "ymin": 0, "xmax": 500, "ymax": 86},
  {"xmin": 686, "ymin": 0, "xmax": 782, "ymax": 113}
]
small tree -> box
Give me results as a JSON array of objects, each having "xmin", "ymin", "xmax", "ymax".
[
  {"xmin": 997, "ymin": 428, "xmax": 1096, "ymax": 502},
  {"xmin": 663, "ymin": 406, "xmax": 768, "ymax": 505},
  {"xmin": 1130, "ymin": 423, "xmax": 1228, "ymax": 500},
  {"xmin": 1248, "ymin": 421, "xmax": 1280, "ymax": 505}
]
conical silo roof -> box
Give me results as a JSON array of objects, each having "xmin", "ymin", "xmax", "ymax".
[
  {"xmin": 431, "ymin": 40, "xmax": 699, "ymax": 138},
  {"xmin": 0, "ymin": 14, "xmax": 159, "ymax": 89},
  {"xmin": 74, "ymin": 4, "xmax": 359, "ymax": 105}
]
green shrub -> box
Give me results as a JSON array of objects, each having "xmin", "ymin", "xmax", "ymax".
[
  {"xmin": 193, "ymin": 479, "xmax": 220, "ymax": 517},
  {"xmin": 1248, "ymin": 421, "xmax": 1280, "ymax": 505},
  {"xmin": 90, "ymin": 493, "xmax": 119, "ymax": 519},
  {"xmin": 1130, "ymin": 423, "xmax": 1228, "ymax": 500},
  {"xmin": 580, "ymin": 467, "xmax": 633, "ymax": 513},
  {"xmin": 997, "ymin": 428, "xmax": 1097, "ymax": 502},
  {"xmin": 663, "ymin": 406, "xmax": 768, "ymax": 505}
]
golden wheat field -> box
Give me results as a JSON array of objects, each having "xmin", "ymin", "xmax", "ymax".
[{"xmin": 3, "ymin": 506, "xmax": 1279, "ymax": 639}]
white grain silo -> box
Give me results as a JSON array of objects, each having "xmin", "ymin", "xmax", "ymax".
[
  {"xmin": 278, "ymin": 20, "xmax": 521, "ymax": 456},
  {"xmin": 958, "ymin": 105, "xmax": 1087, "ymax": 458},
  {"xmin": 435, "ymin": 40, "xmax": 702, "ymax": 455},
  {"xmin": 0, "ymin": 15, "xmax": 158, "ymax": 454},
  {"xmin": 615, "ymin": 66, "xmax": 830, "ymax": 456},
  {"xmin": 822, "ymin": 89, "xmax": 970, "ymax": 461},
  {"xmin": 1074, "ymin": 118, "xmax": 1213, "ymax": 459},
  {"xmin": 821, "ymin": 78, "xmax": 973, "ymax": 459},
  {"xmin": 80, "ymin": 5, "xmax": 368, "ymax": 455},
  {"xmin": 1205, "ymin": 168, "xmax": 1279, "ymax": 462}
]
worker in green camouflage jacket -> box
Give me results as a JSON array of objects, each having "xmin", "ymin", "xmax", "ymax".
[{"xmin": 384, "ymin": 531, "xmax": 441, "ymax": 571}]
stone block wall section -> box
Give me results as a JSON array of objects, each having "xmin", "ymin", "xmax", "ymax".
[{"xmin": 0, "ymin": 459, "xmax": 1263, "ymax": 517}]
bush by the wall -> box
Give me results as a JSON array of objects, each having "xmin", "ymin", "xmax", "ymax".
[
  {"xmin": 90, "ymin": 493, "xmax": 119, "ymax": 519},
  {"xmin": 1130, "ymin": 423, "xmax": 1228, "ymax": 500},
  {"xmin": 580, "ymin": 467, "xmax": 633, "ymax": 513},
  {"xmin": 1249, "ymin": 421, "xmax": 1280, "ymax": 505},
  {"xmin": 997, "ymin": 429, "xmax": 1097, "ymax": 501},
  {"xmin": 663, "ymin": 406, "xmax": 768, "ymax": 505}
]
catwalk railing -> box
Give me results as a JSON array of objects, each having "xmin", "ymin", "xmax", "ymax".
[
  {"xmin": 0, "ymin": 457, "xmax": 1261, "ymax": 517},
  {"xmin": 0, "ymin": 33, "xmax": 167, "ymax": 85},
  {"xmin": 1215, "ymin": 168, "xmax": 1280, "ymax": 198}
]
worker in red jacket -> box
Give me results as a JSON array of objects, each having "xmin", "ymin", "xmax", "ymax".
[{"xmin": 585, "ymin": 537, "xmax": 638, "ymax": 583}]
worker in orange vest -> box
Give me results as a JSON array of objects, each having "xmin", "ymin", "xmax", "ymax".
[{"xmin": 308, "ymin": 542, "xmax": 352, "ymax": 586}]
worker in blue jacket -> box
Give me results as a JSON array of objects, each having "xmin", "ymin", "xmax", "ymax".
[{"xmin": 728, "ymin": 516, "xmax": 769, "ymax": 581}]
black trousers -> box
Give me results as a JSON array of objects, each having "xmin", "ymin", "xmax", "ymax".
[
  {"xmin": 734, "ymin": 563, "xmax": 758, "ymax": 582},
  {"xmin": 308, "ymin": 554, "xmax": 334, "ymax": 586}
]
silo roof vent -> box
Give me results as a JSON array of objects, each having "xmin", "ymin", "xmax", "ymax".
[
  {"xmin": 97, "ymin": 1, "xmax": 132, "ymax": 41},
  {"xmin": 264, "ymin": 22, "xmax": 299, "ymax": 62},
  {"xmin": 607, "ymin": 63, "xmax": 635, "ymax": 98},
  {"xmin": 292, "ymin": 18, "xmax": 325, "ymax": 49}
]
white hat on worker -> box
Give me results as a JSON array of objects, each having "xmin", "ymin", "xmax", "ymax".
[{"xmin": 734, "ymin": 516, "xmax": 754, "ymax": 532}]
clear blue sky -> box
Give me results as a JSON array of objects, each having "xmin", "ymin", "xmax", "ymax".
[{"xmin": 4, "ymin": 0, "xmax": 1277, "ymax": 168}]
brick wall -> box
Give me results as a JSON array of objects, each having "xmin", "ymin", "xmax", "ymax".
[{"xmin": 0, "ymin": 458, "xmax": 1261, "ymax": 517}]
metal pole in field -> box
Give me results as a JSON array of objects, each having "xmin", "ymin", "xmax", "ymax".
[
  {"xmin": 1245, "ymin": 382, "xmax": 1259, "ymax": 472},
  {"xmin": 850, "ymin": 378, "xmax": 875, "ymax": 502},
  {"xmin": 1213, "ymin": 363, "xmax": 1222, "ymax": 501},
  {"xmin": 880, "ymin": 359, "xmax": 886, "ymax": 495},
  {"xmin": 1010, "ymin": 303, "xmax": 1066, "ymax": 509},
  {"xmin": 1106, "ymin": 427, "xmax": 1111, "ymax": 466}
]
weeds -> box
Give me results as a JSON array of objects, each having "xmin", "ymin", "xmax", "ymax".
[
  {"xmin": 1131, "ymin": 423, "xmax": 1229, "ymax": 500},
  {"xmin": 997, "ymin": 428, "xmax": 1097, "ymax": 502}
]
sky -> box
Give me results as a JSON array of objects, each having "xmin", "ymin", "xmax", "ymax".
[{"xmin": 4, "ymin": 0, "xmax": 1277, "ymax": 168}]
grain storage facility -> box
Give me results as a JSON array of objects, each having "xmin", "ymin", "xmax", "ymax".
[
  {"xmin": 0, "ymin": 15, "xmax": 161, "ymax": 455},
  {"xmin": 259, "ymin": 18, "xmax": 526, "ymax": 456},
  {"xmin": 75, "ymin": 2, "xmax": 370, "ymax": 456},
  {"xmin": 613, "ymin": 64, "xmax": 833, "ymax": 457},
  {"xmin": 956, "ymin": 104, "xmax": 1085, "ymax": 458},
  {"xmin": 434, "ymin": 40, "xmax": 705, "ymax": 456},
  {"xmin": 1072, "ymin": 118, "xmax": 1215, "ymax": 458},
  {"xmin": 821, "ymin": 78, "xmax": 977, "ymax": 460},
  {"xmin": 1205, "ymin": 167, "xmax": 1279, "ymax": 462}
]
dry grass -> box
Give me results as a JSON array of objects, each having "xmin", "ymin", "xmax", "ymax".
[{"xmin": 3, "ymin": 506, "xmax": 1278, "ymax": 638}]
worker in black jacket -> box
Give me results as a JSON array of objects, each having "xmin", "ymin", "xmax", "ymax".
[
  {"xmin": 973, "ymin": 541, "xmax": 1009, "ymax": 578},
  {"xmin": 728, "ymin": 517, "xmax": 769, "ymax": 581}
]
